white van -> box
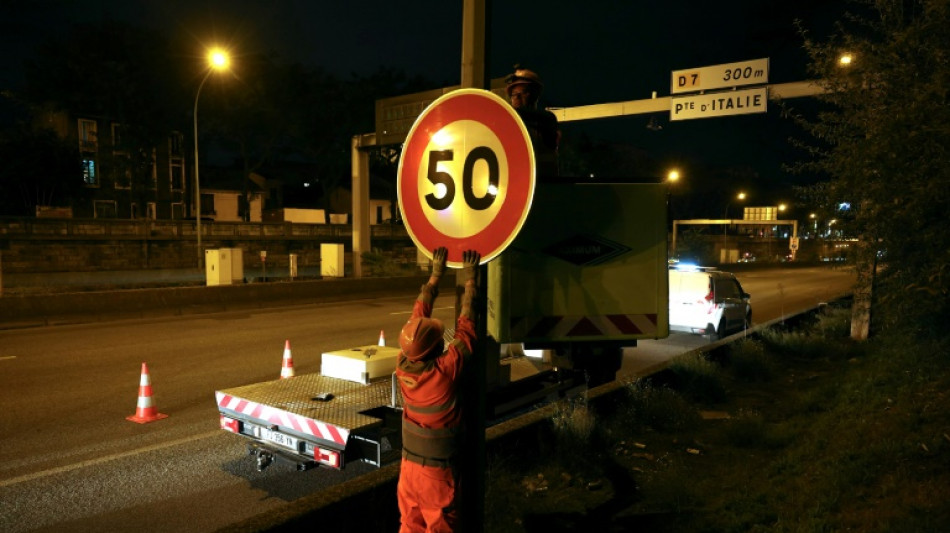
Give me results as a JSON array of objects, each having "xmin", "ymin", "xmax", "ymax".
[{"xmin": 668, "ymin": 266, "xmax": 751, "ymax": 339}]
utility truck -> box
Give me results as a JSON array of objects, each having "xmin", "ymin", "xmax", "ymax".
[{"xmin": 215, "ymin": 180, "xmax": 669, "ymax": 471}]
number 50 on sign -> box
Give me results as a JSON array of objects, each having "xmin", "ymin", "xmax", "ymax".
[{"xmin": 397, "ymin": 89, "xmax": 536, "ymax": 266}]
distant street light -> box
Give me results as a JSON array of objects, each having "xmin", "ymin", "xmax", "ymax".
[
  {"xmin": 723, "ymin": 191, "xmax": 747, "ymax": 219},
  {"xmin": 193, "ymin": 47, "xmax": 230, "ymax": 268},
  {"xmin": 722, "ymin": 191, "xmax": 747, "ymax": 263},
  {"xmin": 667, "ymin": 169, "xmax": 680, "ymax": 183}
]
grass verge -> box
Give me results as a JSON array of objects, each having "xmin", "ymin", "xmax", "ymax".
[{"xmin": 484, "ymin": 304, "xmax": 950, "ymax": 532}]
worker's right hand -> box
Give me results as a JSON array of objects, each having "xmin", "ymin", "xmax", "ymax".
[
  {"xmin": 461, "ymin": 249, "xmax": 480, "ymax": 285},
  {"xmin": 431, "ymin": 247, "xmax": 448, "ymax": 278}
]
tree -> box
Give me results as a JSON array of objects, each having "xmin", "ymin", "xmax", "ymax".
[
  {"xmin": 23, "ymin": 20, "xmax": 188, "ymax": 133},
  {"xmin": 284, "ymin": 66, "xmax": 431, "ymax": 213},
  {"xmin": 18, "ymin": 21, "xmax": 191, "ymax": 215},
  {"xmin": 0, "ymin": 123, "xmax": 84, "ymax": 216},
  {"xmin": 201, "ymin": 54, "xmax": 294, "ymax": 220},
  {"xmin": 329, "ymin": 67, "xmax": 432, "ymax": 212},
  {"xmin": 203, "ymin": 62, "xmax": 433, "ymax": 216},
  {"xmin": 797, "ymin": 0, "xmax": 950, "ymax": 335}
]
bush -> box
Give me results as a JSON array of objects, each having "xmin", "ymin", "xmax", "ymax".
[
  {"xmin": 758, "ymin": 328, "xmax": 837, "ymax": 360},
  {"xmin": 668, "ymin": 353, "xmax": 727, "ymax": 403},
  {"xmin": 727, "ymin": 339, "xmax": 778, "ymax": 382},
  {"xmin": 619, "ymin": 380, "xmax": 700, "ymax": 433},
  {"xmin": 813, "ymin": 304, "xmax": 853, "ymax": 338},
  {"xmin": 550, "ymin": 398, "xmax": 596, "ymax": 445}
]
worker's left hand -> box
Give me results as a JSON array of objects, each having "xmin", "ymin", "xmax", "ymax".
[
  {"xmin": 431, "ymin": 247, "xmax": 448, "ymax": 277},
  {"xmin": 461, "ymin": 249, "xmax": 481, "ymax": 286}
]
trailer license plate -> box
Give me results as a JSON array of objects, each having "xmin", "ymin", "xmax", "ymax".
[{"xmin": 260, "ymin": 428, "xmax": 298, "ymax": 451}]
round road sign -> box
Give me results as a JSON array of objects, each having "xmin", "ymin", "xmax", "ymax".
[{"xmin": 397, "ymin": 89, "xmax": 535, "ymax": 266}]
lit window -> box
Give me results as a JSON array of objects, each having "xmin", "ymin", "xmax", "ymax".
[{"xmin": 83, "ymin": 158, "xmax": 98, "ymax": 186}]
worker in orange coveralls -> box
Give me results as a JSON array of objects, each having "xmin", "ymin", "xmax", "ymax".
[{"xmin": 396, "ymin": 246, "xmax": 480, "ymax": 533}]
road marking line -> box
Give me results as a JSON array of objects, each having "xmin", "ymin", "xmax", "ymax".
[
  {"xmin": 0, "ymin": 430, "xmax": 221, "ymax": 488},
  {"xmin": 0, "ymin": 356, "xmax": 16, "ymax": 361}
]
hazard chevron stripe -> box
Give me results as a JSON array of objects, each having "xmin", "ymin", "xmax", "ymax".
[
  {"xmin": 216, "ymin": 392, "xmax": 349, "ymax": 446},
  {"xmin": 510, "ymin": 314, "xmax": 658, "ymax": 339}
]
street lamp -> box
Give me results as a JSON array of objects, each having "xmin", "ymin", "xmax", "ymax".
[
  {"xmin": 722, "ymin": 191, "xmax": 747, "ymax": 263},
  {"xmin": 767, "ymin": 204, "xmax": 788, "ymax": 260},
  {"xmin": 722, "ymin": 191, "xmax": 747, "ymax": 220},
  {"xmin": 193, "ymin": 47, "xmax": 230, "ymax": 268},
  {"xmin": 667, "ymin": 169, "xmax": 681, "ymax": 257}
]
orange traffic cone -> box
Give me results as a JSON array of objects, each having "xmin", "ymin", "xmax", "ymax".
[
  {"xmin": 280, "ymin": 340, "xmax": 295, "ymax": 379},
  {"xmin": 127, "ymin": 362, "xmax": 168, "ymax": 424},
  {"xmin": 378, "ymin": 330, "xmax": 386, "ymax": 346}
]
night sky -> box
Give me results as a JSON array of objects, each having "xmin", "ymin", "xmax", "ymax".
[{"xmin": 1, "ymin": 0, "xmax": 847, "ymax": 207}]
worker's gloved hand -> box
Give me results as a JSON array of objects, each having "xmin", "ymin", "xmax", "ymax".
[
  {"xmin": 461, "ymin": 250, "xmax": 480, "ymax": 285},
  {"xmin": 431, "ymin": 247, "xmax": 448, "ymax": 278}
]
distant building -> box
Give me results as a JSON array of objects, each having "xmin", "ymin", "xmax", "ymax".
[
  {"xmin": 36, "ymin": 109, "xmax": 188, "ymax": 220},
  {"xmin": 198, "ymin": 169, "xmax": 275, "ymax": 222},
  {"xmin": 32, "ymin": 109, "xmax": 402, "ymax": 225},
  {"xmin": 32, "ymin": 109, "xmax": 285, "ymax": 222},
  {"xmin": 326, "ymin": 180, "xmax": 395, "ymax": 225}
]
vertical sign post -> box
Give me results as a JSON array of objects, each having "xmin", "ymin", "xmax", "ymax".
[{"xmin": 459, "ymin": 3, "xmax": 489, "ymax": 527}]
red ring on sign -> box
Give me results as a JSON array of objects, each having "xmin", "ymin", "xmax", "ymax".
[{"xmin": 398, "ymin": 90, "xmax": 535, "ymax": 265}]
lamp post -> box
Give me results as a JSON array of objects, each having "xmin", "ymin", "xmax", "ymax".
[
  {"xmin": 667, "ymin": 169, "xmax": 680, "ymax": 258},
  {"xmin": 767, "ymin": 203, "xmax": 787, "ymax": 260},
  {"xmin": 193, "ymin": 48, "xmax": 230, "ymax": 268},
  {"xmin": 722, "ymin": 191, "xmax": 746, "ymax": 263}
]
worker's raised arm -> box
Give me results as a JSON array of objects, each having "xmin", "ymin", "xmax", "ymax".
[
  {"xmin": 458, "ymin": 250, "xmax": 480, "ymax": 321},
  {"xmin": 413, "ymin": 247, "xmax": 447, "ymax": 318},
  {"xmin": 426, "ymin": 247, "xmax": 447, "ymax": 289}
]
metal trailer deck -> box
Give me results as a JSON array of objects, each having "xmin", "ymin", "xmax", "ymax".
[
  {"xmin": 216, "ymin": 373, "xmax": 403, "ymax": 468},
  {"xmin": 216, "ymin": 342, "xmax": 570, "ymax": 471}
]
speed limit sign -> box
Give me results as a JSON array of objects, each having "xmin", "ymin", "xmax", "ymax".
[{"xmin": 397, "ymin": 89, "xmax": 536, "ymax": 266}]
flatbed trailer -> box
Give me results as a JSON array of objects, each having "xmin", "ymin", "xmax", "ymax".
[
  {"xmin": 216, "ymin": 346, "xmax": 406, "ymax": 471},
  {"xmin": 216, "ymin": 344, "xmax": 573, "ymax": 471}
]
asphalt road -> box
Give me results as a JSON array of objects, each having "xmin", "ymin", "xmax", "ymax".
[{"xmin": 0, "ymin": 266, "xmax": 855, "ymax": 532}]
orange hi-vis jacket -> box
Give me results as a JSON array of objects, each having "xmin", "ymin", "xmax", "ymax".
[{"xmin": 396, "ymin": 286, "xmax": 476, "ymax": 463}]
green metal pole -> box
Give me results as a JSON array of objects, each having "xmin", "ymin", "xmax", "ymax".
[{"xmin": 459, "ymin": 1, "xmax": 488, "ymax": 529}]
